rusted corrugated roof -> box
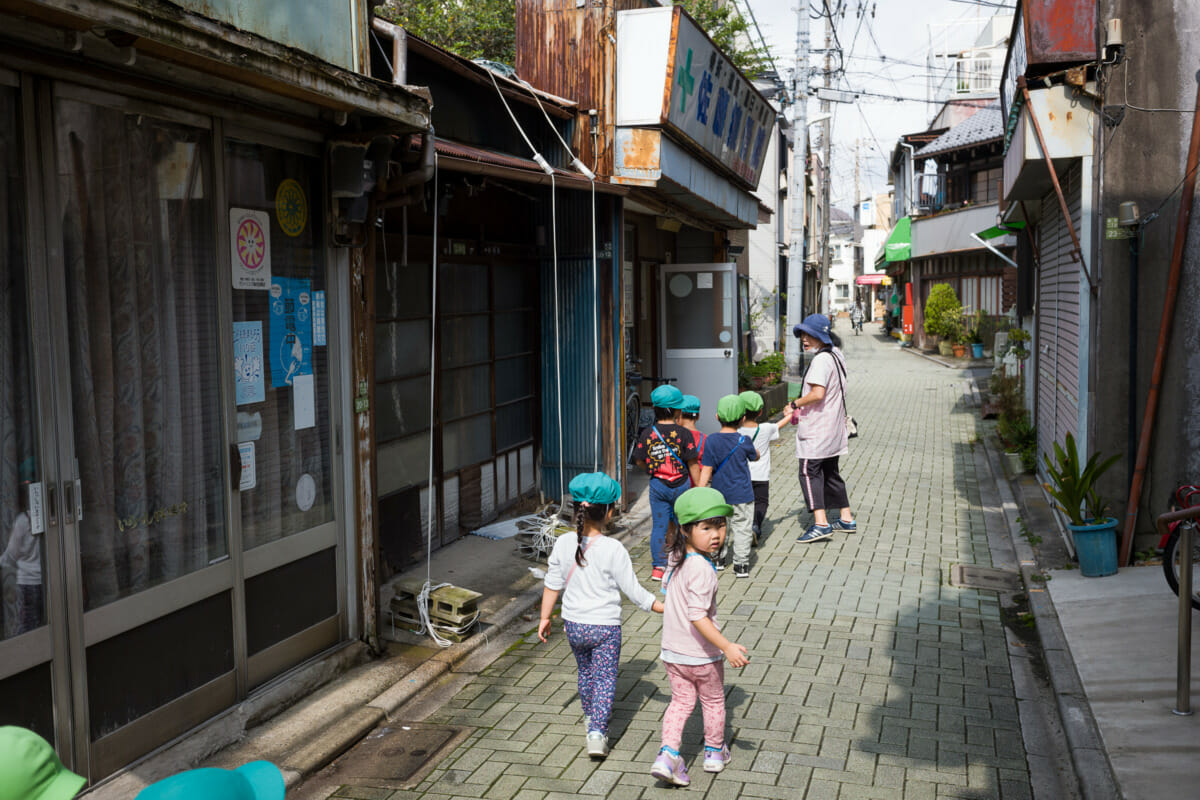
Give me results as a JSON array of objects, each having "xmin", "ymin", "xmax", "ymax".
[{"xmin": 435, "ymin": 139, "xmax": 626, "ymax": 195}]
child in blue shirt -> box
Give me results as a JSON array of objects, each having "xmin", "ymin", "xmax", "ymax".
[{"xmin": 699, "ymin": 395, "xmax": 759, "ymax": 578}]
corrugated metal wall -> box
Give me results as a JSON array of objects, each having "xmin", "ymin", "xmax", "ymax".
[
  {"xmin": 537, "ymin": 189, "xmax": 620, "ymax": 498},
  {"xmin": 1036, "ymin": 162, "xmax": 1083, "ymax": 464}
]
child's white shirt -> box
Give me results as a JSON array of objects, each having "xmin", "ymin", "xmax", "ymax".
[
  {"xmin": 738, "ymin": 422, "xmax": 780, "ymax": 482},
  {"xmin": 545, "ymin": 532, "xmax": 656, "ymax": 625}
]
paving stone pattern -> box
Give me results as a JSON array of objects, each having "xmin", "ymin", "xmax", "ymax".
[{"xmin": 332, "ymin": 332, "xmax": 1032, "ymax": 799}]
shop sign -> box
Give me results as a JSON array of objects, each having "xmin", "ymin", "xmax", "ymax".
[
  {"xmin": 268, "ymin": 277, "xmax": 313, "ymax": 387},
  {"xmin": 664, "ymin": 8, "xmax": 773, "ymax": 187}
]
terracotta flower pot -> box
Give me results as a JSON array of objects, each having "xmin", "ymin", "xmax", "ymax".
[{"xmin": 952, "ymin": 344, "xmax": 966, "ymax": 357}]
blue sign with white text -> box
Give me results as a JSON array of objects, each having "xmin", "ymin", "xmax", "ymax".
[{"xmin": 269, "ymin": 277, "xmax": 313, "ymax": 388}]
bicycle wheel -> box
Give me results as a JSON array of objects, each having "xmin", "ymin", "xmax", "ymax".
[
  {"xmin": 1162, "ymin": 526, "xmax": 1200, "ymax": 610},
  {"xmin": 625, "ymin": 393, "xmax": 641, "ymax": 464}
]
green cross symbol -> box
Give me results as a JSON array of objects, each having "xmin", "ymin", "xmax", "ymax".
[{"xmin": 676, "ymin": 48, "xmax": 695, "ymax": 114}]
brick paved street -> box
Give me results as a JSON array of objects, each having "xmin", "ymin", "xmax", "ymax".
[{"xmin": 302, "ymin": 330, "xmax": 1031, "ymax": 799}]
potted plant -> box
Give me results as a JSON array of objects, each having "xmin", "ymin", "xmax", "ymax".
[
  {"xmin": 966, "ymin": 311, "xmax": 986, "ymax": 358},
  {"xmin": 923, "ymin": 283, "xmax": 962, "ymax": 356},
  {"xmin": 1042, "ymin": 433, "xmax": 1122, "ymax": 577}
]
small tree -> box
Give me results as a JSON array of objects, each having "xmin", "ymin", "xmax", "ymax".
[
  {"xmin": 673, "ymin": 0, "xmax": 773, "ymax": 78},
  {"xmin": 379, "ymin": 0, "xmax": 515, "ymax": 63},
  {"xmin": 923, "ymin": 283, "xmax": 963, "ymax": 340}
]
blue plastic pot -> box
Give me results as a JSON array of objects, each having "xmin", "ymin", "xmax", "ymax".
[
  {"xmin": 1067, "ymin": 517, "xmax": 1119, "ymax": 577},
  {"xmin": 971, "ymin": 343, "xmax": 984, "ymax": 358}
]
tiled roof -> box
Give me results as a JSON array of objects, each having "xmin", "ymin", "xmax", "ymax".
[{"xmin": 916, "ymin": 102, "xmax": 1003, "ymax": 158}]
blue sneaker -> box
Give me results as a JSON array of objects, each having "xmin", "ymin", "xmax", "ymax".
[
  {"xmin": 797, "ymin": 523, "xmax": 833, "ymax": 543},
  {"xmin": 830, "ymin": 518, "xmax": 858, "ymax": 533}
]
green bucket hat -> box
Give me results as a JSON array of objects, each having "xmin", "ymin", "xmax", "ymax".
[
  {"xmin": 649, "ymin": 385, "xmax": 685, "ymax": 410},
  {"xmin": 567, "ymin": 472, "xmax": 621, "ymax": 505},
  {"xmin": 737, "ymin": 390, "xmax": 764, "ymax": 413},
  {"xmin": 680, "ymin": 395, "xmax": 702, "ymax": 415},
  {"xmin": 673, "ymin": 487, "xmax": 734, "ymax": 526},
  {"xmin": 0, "ymin": 726, "xmax": 86, "ymax": 800},
  {"xmin": 715, "ymin": 394, "xmax": 745, "ymax": 424}
]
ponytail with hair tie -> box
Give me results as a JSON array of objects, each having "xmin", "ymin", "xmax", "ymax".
[{"xmin": 574, "ymin": 502, "xmax": 589, "ymax": 566}]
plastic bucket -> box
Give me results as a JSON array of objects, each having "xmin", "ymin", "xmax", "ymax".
[
  {"xmin": 971, "ymin": 343, "xmax": 984, "ymax": 358},
  {"xmin": 1068, "ymin": 518, "xmax": 1119, "ymax": 577}
]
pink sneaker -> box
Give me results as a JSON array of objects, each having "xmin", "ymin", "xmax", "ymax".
[
  {"xmin": 650, "ymin": 749, "xmax": 690, "ymax": 786},
  {"xmin": 703, "ymin": 744, "xmax": 731, "ymax": 773}
]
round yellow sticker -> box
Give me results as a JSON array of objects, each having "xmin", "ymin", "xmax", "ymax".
[{"xmin": 275, "ymin": 178, "xmax": 307, "ymax": 237}]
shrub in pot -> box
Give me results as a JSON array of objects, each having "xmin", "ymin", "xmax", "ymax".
[
  {"xmin": 1043, "ymin": 433, "xmax": 1122, "ymax": 576},
  {"xmin": 923, "ymin": 283, "xmax": 962, "ymax": 354}
]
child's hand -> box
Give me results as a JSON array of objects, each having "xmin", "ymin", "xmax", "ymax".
[
  {"xmin": 724, "ymin": 643, "xmax": 749, "ymax": 668},
  {"xmin": 651, "ymin": 600, "xmax": 665, "ymax": 614},
  {"xmin": 538, "ymin": 618, "xmax": 553, "ymax": 642}
]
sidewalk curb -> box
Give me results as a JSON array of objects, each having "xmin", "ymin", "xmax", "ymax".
[
  {"xmin": 900, "ymin": 345, "xmax": 991, "ymax": 370},
  {"xmin": 978, "ymin": 433, "xmax": 1121, "ymax": 800}
]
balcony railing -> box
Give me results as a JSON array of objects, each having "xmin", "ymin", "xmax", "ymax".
[{"xmin": 915, "ymin": 174, "xmax": 945, "ymax": 215}]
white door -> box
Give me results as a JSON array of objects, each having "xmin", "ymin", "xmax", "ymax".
[{"xmin": 660, "ymin": 263, "xmax": 738, "ymax": 434}]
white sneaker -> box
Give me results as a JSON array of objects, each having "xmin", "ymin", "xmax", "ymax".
[{"xmin": 586, "ymin": 731, "xmax": 609, "ymax": 758}]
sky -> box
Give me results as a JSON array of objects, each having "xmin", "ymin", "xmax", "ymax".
[{"xmin": 742, "ymin": 0, "xmax": 1017, "ymax": 213}]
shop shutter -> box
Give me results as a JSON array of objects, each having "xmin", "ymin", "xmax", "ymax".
[{"xmin": 1035, "ymin": 162, "xmax": 1083, "ymax": 466}]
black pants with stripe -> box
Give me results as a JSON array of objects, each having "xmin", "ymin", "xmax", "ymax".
[{"xmin": 798, "ymin": 457, "xmax": 849, "ymax": 512}]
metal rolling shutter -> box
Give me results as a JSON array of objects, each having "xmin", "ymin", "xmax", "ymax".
[{"xmin": 1035, "ymin": 162, "xmax": 1083, "ymax": 464}]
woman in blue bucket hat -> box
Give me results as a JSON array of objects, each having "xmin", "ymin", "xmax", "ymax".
[{"xmin": 788, "ymin": 314, "xmax": 858, "ymax": 543}]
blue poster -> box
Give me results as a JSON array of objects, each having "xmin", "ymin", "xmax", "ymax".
[
  {"xmin": 233, "ymin": 321, "xmax": 265, "ymax": 405},
  {"xmin": 312, "ymin": 290, "xmax": 326, "ymax": 347},
  {"xmin": 269, "ymin": 277, "xmax": 313, "ymax": 388}
]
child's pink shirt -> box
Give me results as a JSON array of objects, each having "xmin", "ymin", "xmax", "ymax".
[{"xmin": 661, "ymin": 553, "xmax": 722, "ymax": 661}]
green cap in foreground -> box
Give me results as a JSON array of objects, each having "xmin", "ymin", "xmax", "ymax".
[
  {"xmin": 568, "ymin": 472, "xmax": 621, "ymax": 505},
  {"xmin": 0, "ymin": 726, "xmax": 86, "ymax": 800},
  {"xmin": 674, "ymin": 487, "xmax": 734, "ymax": 525},
  {"xmin": 738, "ymin": 390, "xmax": 764, "ymax": 412},
  {"xmin": 716, "ymin": 394, "xmax": 745, "ymax": 424}
]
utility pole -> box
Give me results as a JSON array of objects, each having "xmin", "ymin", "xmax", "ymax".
[
  {"xmin": 784, "ymin": 0, "xmax": 809, "ymax": 377},
  {"xmin": 820, "ymin": 23, "xmax": 833, "ymax": 316}
]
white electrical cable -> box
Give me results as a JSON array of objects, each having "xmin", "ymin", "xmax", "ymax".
[
  {"xmin": 486, "ymin": 66, "xmax": 566, "ymax": 501},
  {"xmin": 515, "ymin": 75, "xmax": 601, "ymax": 472},
  {"xmin": 417, "ymin": 153, "xmax": 453, "ymax": 648}
]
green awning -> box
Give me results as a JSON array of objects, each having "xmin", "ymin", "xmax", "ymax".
[
  {"xmin": 975, "ymin": 221, "xmax": 1026, "ymax": 240},
  {"xmin": 880, "ymin": 216, "xmax": 911, "ymax": 264}
]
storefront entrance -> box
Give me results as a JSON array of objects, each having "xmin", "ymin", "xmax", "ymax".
[{"xmin": 0, "ymin": 72, "xmax": 345, "ymax": 781}]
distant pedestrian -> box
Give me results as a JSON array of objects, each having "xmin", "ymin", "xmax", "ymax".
[
  {"xmin": 850, "ymin": 301, "xmax": 864, "ymax": 334},
  {"xmin": 0, "ymin": 726, "xmax": 85, "ymax": 800},
  {"xmin": 538, "ymin": 472, "xmax": 664, "ymax": 759},
  {"xmin": 788, "ymin": 314, "xmax": 857, "ymax": 542},
  {"xmin": 737, "ymin": 390, "xmax": 783, "ymax": 543},
  {"xmin": 650, "ymin": 487, "xmax": 749, "ymax": 787},
  {"xmin": 632, "ymin": 385, "xmax": 699, "ymax": 580},
  {"xmin": 698, "ymin": 395, "xmax": 758, "ymax": 577}
]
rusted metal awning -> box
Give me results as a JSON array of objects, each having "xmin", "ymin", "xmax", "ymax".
[{"xmin": 435, "ymin": 139, "xmax": 627, "ymax": 195}]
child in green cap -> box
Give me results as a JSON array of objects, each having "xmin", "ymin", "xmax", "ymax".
[
  {"xmin": 737, "ymin": 390, "xmax": 787, "ymax": 543},
  {"xmin": 539, "ymin": 472, "xmax": 664, "ymax": 759},
  {"xmin": 698, "ymin": 395, "xmax": 758, "ymax": 577},
  {"xmin": 650, "ymin": 487, "xmax": 748, "ymax": 787},
  {"xmin": 0, "ymin": 726, "xmax": 85, "ymax": 800}
]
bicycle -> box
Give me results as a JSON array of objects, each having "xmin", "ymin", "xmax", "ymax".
[
  {"xmin": 624, "ymin": 359, "xmax": 676, "ymax": 464},
  {"xmin": 1162, "ymin": 484, "xmax": 1200, "ymax": 610}
]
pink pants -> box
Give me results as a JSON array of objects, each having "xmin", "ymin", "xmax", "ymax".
[{"xmin": 661, "ymin": 661, "xmax": 726, "ymax": 750}]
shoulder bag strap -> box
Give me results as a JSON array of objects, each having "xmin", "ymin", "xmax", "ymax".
[
  {"xmin": 712, "ymin": 434, "xmax": 746, "ymax": 477},
  {"xmin": 832, "ymin": 355, "xmax": 849, "ymax": 416},
  {"xmin": 652, "ymin": 425, "xmax": 689, "ymax": 471}
]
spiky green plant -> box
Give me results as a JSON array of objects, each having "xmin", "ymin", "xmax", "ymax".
[{"xmin": 1041, "ymin": 433, "xmax": 1121, "ymax": 526}]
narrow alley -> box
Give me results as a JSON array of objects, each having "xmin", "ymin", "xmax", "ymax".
[{"xmin": 294, "ymin": 330, "xmax": 1036, "ymax": 800}]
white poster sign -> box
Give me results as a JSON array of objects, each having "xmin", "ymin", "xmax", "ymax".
[
  {"xmin": 238, "ymin": 442, "xmax": 256, "ymax": 491},
  {"xmin": 28, "ymin": 482, "xmax": 44, "ymax": 535},
  {"xmin": 230, "ymin": 208, "xmax": 272, "ymax": 290},
  {"xmin": 293, "ymin": 373, "xmax": 315, "ymax": 430}
]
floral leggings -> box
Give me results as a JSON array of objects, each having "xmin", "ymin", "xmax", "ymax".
[
  {"xmin": 564, "ymin": 621, "xmax": 622, "ymax": 735},
  {"xmin": 661, "ymin": 661, "xmax": 726, "ymax": 751}
]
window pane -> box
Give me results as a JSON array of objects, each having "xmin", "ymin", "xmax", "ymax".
[
  {"xmin": 376, "ymin": 376, "xmax": 431, "ymax": 442},
  {"xmin": 495, "ymin": 311, "xmax": 534, "ymax": 357},
  {"xmin": 55, "ymin": 99, "xmax": 227, "ymax": 609},
  {"xmin": 443, "ymin": 414, "xmax": 492, "ymax": 472},
  {"xmin": 494, "ymin": 261, "xmax": 534, "ymax": 310},
  {"xmin": 376, "ymin": 320, "xmax": 430, "ymax": 380},
  {"xmin": 496, "ymin": 400, "xmax": 534, "ymax": 452},
  {"xmin": 665, "ymin": 270, "xmax": 734, "ymax": 350},
  {"xmin": 441, "ymin": 315, "xmax": 489, "ymax": 368},
  {"xmin": 0, "ymin": 87, "xmax": 47, "ymax": 637},
  {"xmin": 442, "ymin": 365, "xmax": 491, "ymax": 420},
  {"xmin": 226, "ymin": 140, "xmax": 332, "ymax": 550},
  {"xmin": 495, "ymin": 356, "xmax": 533, "ymax": 405},
  {"xmin": 440, "ymin": 263, "xmax": 488, "ymax": 313},
  {"xmin": 377, "ymin": 259, "xmax": 429, "ymax": 320}
]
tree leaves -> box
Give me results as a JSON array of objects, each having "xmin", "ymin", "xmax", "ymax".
[{"xmin": 379, "ymin": 0, "xmax": 515, "ymax": 64}]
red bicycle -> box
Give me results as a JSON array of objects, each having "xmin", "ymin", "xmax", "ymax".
[{"xmin": 1161, "ymin": 484, "xmax": 1200, "ymax": 610}]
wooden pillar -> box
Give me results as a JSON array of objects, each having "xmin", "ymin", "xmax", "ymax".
[{"xmin": 351, "ymin": 209, "xmax": 380, "ymax": 652}]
